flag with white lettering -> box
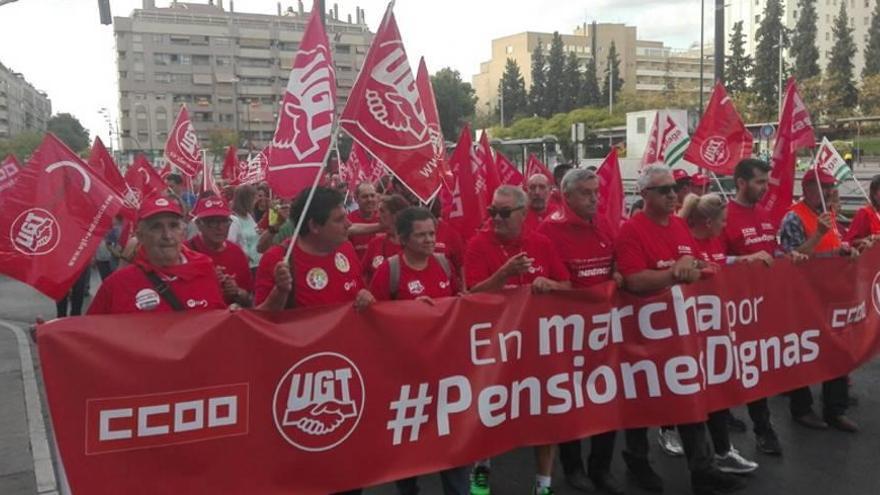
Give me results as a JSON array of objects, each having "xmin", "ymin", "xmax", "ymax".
[{"xmin": 163, "ymin": 105, "xmax": 203, "ymax": 177}]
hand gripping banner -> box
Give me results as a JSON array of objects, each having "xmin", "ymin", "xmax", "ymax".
[{"xmin": 39, "ymin": 248, "xmax": 880, "ymax": 494}]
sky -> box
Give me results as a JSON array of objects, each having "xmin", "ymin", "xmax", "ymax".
[{"xmin": 0, "ymin": 0, "xmax": 712, "ymax": 146}]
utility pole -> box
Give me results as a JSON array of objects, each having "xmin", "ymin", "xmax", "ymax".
[
  {"xmin": 499, "ymin": 86, "xmax": 505, "ymax": 127},
  {"xmin": 778, "ymin": 31, "xmax": 783, "ymax": 118},
  {"xmin": 714, "ymin": 0, "xmax": 724, "ymax": 84},
  {"xmin": 700, "ymin": 0, "xmax": 705, "ymax": 113}
]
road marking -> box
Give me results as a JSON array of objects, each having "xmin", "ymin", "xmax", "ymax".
[{"xmin": 0, "ymin": 320, "xmax": 59, "ymax": 495}]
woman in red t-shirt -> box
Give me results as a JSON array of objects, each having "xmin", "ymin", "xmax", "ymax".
[
  {"xmin": 362, "ymin": 194, "xmax": 410, "ymax": 282},
  {"xmin": 679, "ymin": 193, "xmax": 772, "ymax": 267}
]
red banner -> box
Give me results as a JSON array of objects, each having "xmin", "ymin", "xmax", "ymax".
[{"xmin": 39, "ymin": 249, "xmax": 880, "ymax": 494}]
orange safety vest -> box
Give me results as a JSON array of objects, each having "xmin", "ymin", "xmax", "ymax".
[{"xmin": 791, "ymin": 201, "xmax": 841, "ymax": 254}]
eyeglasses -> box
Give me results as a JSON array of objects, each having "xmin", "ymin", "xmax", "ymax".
[
  {"xmin": 643, "ymin": 184, "xmax": 683, "ymax": 195},
  {"xmin": 487, "ymin": 206, "xmax": 524, "ymax": 219}
]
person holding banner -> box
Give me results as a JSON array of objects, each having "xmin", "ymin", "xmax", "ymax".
[
  {"xmin": 348, "ymin": 182, "xmax": 381, "ymax": 258},
  {"xmin": 362, "ymin": 194, "xmax": 411, "ymax": 283},
  {"xmin": 843, "ymin": 174, "xmax": 880, "ymax": 246},
  {"xmin": 536, "ymin": 168, "xmax": 624, "ymax": 495},
  {"xmin": 87, "ymin": 195, "xmax": 227, "ymax": 315},
  {"xmin": 464, "ymin": 185, "xmax": 570, "ymax": 495},
  {"xmin": 779, "ymin": 168, "xmax": 859, "ymax": 432},
  {"xmin": 614, "ymin": 166, "xmax": 747, "ymax": 495},
  {"xmin": 254, "ymin": 186, "xmax": 375, "ymax": 312},
  {"xmin": 523, "ymin": 174, "xmax": 560, "ymax": 234}
]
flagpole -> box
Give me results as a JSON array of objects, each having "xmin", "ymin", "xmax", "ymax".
[
  {"xmin": 709, "ymin": 171, "xmax": 727, "ymax": 201},
  {"xmin": 284, "ymin": 132, "xmax": 337, "ymax": 263},
  {"xmin": 200, "ymin": 149, "xmax": 209, "ymax": 194},
  {"xmin": 814, "ymin": 166, "xmax": 827, "ymax": 213},
  {"xmin": 849, "ymin": 173, "xmax": 871, "ymax": 204}
]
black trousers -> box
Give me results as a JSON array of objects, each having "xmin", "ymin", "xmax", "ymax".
[
  {"xmin": 623, "ymin": 424, "xmax": 712, "ymax": 473},
  {"xmin": 559, "ymin": 431, "xmax": 617, "ymax": 476},
  {"xmin": 747, "ymin": 398, "xmax": 772, "ymax": 433},
  {"xmin": 789, "ymin": 376, "xmax": 849, "ymax": 419},
  {"xmin": 395, "ymin": 465, "xmax": 469, "ymax": 495},
  {"xmin": 706, "ymin": 410, "xmax": 730, "ymax": 454},
  {"xmin": 56, "ymin": 268, "xmax": 90, "ymax": 318}
]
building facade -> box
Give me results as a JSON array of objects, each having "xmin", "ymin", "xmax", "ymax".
[
  {"xmin": 114, "ymin": 0, "xmax": 373, "ymax": 154},
  {"xmin": 473, "ymin": 24, "xmax": 713, "ymax": 117},
  {"xmin": 725, "ymin": 0, "xmax": 876, "ymax": 79},
  {"xmin": 0, "ymin": 61, "xmax": 51, "ymax": 139}
]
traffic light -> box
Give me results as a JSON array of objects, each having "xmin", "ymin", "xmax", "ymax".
[{"xmin": 98, "ymin": 0, "xmax": 111, "ymax": 25}]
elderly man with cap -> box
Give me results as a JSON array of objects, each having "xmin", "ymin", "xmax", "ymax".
[
  {"xmin": 523, "ymin": 173, "xmax": 561, "ymax": 233},
  {"xmin": 87, "ymin": 195, "xmax": 226, "ymax": 314},
  {"xmin": 779, "ymin": 166, "xmax": 859, "ymax": 432},
  {"xmin": 187, "ymin": 195, "xmax": 253, "ymax": 307}
]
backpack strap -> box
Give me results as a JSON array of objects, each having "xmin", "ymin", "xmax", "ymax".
[
  {"xmin": 433, "ymin": 253, "xmax": 451, "ymax": 280},
  {"xmin": 388, "ymin": 254, "xmax": 401, "ymax": 300},
  {"xmin": 138, "ymin": 266, "xmax": 185, "ymax": 311}
]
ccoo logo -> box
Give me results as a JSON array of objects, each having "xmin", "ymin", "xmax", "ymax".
[
  {"xmin": 273, "ymin": 352, "xmax": 364, "ymax": 452},
  {"xmin": 11, "ymin": 208, "xmax": 60, "ymax": 256}
]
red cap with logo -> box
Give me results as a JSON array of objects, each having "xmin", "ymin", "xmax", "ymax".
[
  {"xmin": 691, "ymin": 173, "xmax": 710, "ymax": 187},
  {"xmin": 191, "ymin": 196, "xmax": 232, "ymax": 219},
  {"xmin": 137, "ymin": 195, "xmax": 183, "ymax": 221},
  {"xmin": 672, "ymin": 169, "xmax": 691, "ymax": 182},
  {"xmin": 802, "ymin": 167, "xmax": 836, "ymax": 186}
]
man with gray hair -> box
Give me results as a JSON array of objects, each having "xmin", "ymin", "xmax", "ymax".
[
  {"xmin": 464, "ymin": 184, "xmax": 571, "ymax": 495},
  {"xmin": 613, "ymin": 166, "xmax": 747, "ymax": 495},
  {"xmin": 537, "ymin": 167, "xmax": 623, "ymax": 494},
  {"xmin": 523, "ymin": 173, "xmax": 560, "ymax": 233}
]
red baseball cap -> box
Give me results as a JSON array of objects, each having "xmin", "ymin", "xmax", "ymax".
[
  {"xmin": 691, "ymin": 173, "xmax": 710, "ymax": 187},
  {"xmin": 191, "ymin": 196, "xmax": 232, "ymax": 219},
  {"xmin": 802, "ymin": 167, "xmax": 836, "ymax": 187},
  {"xmin": 137, "ymin": 195, "xmax": 183, "ymax": 221},
  {"xmin": 672, "ymin": 169, "xmax": 691, "ymax": 182}
]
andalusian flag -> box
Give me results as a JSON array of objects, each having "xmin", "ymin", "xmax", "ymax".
[
  {"xmin": 813, "ymin": 137, "xmax": 853, "ymax": 183},
  {"xmin": 641, "ymin": 110, "xmax": 690, "ymax": 168}
]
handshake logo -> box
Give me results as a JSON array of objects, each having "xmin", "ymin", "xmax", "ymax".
[{"xmin": 273, "ymin": 352, "xmax": 364, "ymax": 452}]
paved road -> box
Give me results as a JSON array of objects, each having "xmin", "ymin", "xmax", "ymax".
[{"xmin": 1, "ymin": 272, "xmax": 879, "ymax": 495}]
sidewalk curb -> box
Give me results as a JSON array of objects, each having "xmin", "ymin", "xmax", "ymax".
[{"xmin": 0, "ymin": 320, "xmax": 58, "ymax": 495}]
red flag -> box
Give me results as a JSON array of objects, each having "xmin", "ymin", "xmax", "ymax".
[
  {"xmin": 684, "ymin": 83, "xmax": 754, "ymax": 175},
  {"xmin": 222, "ymin": 146, "xmax": 238, "ymax": 183},
  {"xmin": 339, "ymin": 6, "xmax": 441, "ymax": 203},
  {"xmin": 0, "ymin": 134, "xmax": 123, "ymax": 299},
  {"xmin": 164, "ymin": 105, "xmax": 203, "ymax": 177},
  {"xmin": 441, "ymin": 125, "xmax": 486, "ymax": 241},
  {"xmin": 415, "ymin": 57, "xmax": 451, "ymax": 186},
  {"xmin": 0, "ymin": 154, "xmax": 22, "ymax": 194},
  {"xmin": 87, "ymin": 138, "xmax": 138, "ymax": 212},
  {"xmin": 343, "ymin": 142, "xmax": 384, "ymax": 195},
  {"xmin": 759, "ymin": 78, "xmax": 816, "ymax": 227},
  {"xmin": 266, "ymin": 0, "xmax": 336, "ymax": 199},
  {"xmin": 159, "ymin": 163, "xmax": 172, "ymax": 180},
  {"xmin": 641, "ymin": 113, "xmax": 661, "ymax": 167},
  {"xmin": 596, "ymin": 148, "xmax": 624, "ymax": 236},
  {"xmin": 238, "ymin": 150, "xmax": 268, "ymax": 185},
  {"xmin": 525, "ymin": 153, "xmax": 554, "ymax": 184},
  {"xmin": 478, "ymin": 132, "xmax": 501, "ymax": 202},
  {"xmin": 125, "ymin": 154, "xmax": 165, "ymax": 204},
  {"xmin": 496, "ymin": 152, "xmax": 524, "ymax": 186}
]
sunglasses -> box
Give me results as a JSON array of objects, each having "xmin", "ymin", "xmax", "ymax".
[
  {"xmin": 644, "ymin": 184, "xmax": 684, "ymax": 195},
  {"xmin": 487, "ymin": 206, "xmax": 524, "ymax": 219}
]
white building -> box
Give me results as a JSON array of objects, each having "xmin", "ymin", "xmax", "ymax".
[{"xmin": 725, "ymin": 0, "xmax": 876, "ymax": 79}]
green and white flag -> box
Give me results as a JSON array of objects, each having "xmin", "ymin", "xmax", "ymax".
[
  {"xmin": 659, "ymin": 113, "xmax": 690, "ymax": 167},
  {"xmin": 813, "ymin": 137, "xmax": 852, "ymax": 182}
]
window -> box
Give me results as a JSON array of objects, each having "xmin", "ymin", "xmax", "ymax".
[
  {"xmin": 133, "ymin": 34, "xmax": 142, "ymax": 43},
  {"xmin": 170, "ymin": 35, "xmax": 190, "ymax": 45},
  {"xmin": 193, "ymin": 55, "xmax": 210, "ymax": 66},
  {"xmin": 154, "ymin": 72, "xmax": 171, "ymax": 83},
  {"xmin": 133, "ymin": 72, "xmax": 145, "ymax": 82},
  {"xmin": 213, "ymin": 37, "xmax": 232, "ymax": 46},
  {"xmin": 215, "ymin": 56, "xmax": 232, "ymax": 66},
  {"xmin": 755, "ymin": 15, "xmax": 760, "ymax": 23},
  {"xmin": 155, "ymin": 107, "xmax": 168, "ymax": 133},
  {"xmin": 506, "ymin": 45, "xmax": 514, "ymax": 54},
  {"xmin": 152, "ymin": 34, "xmax": 165, "ymax": 44},
  {"xmin": 637, "ymin": 117, "xmax": 646, "ymax": 134},
  {"xmin": 154, "ymin": 53, "xmax": 169, "ymax": 65},
  {"xmin": 119, "ymin": 71, "xmax": 127, "ymax": 79},
  {"xmin": 866, "ymin": 16, "xmax": 870, "ymax": 25},
  {"xmin": 827, "ymin": 32, "xmax": 831, "ymax": 41},
  {"xmin": 335, "ymin": 44, "xmax": 351, "ymax": 53}
]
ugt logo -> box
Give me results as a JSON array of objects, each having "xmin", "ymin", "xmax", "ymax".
[
  {"xmin": 273, "ymin": 352, "xmax": 364, "ymax": 452},
  {"xmin": 871, "ymin": 271, "xmax": 880, "ymax": 317},
  {"xmin": 11, "ymin": 208, "xmax": 60, "ymax": 256},
  {"xmin": 700, "ymin": 136, "xmax": 730, "ymax": 167}
]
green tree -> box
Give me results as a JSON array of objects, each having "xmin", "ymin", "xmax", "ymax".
[
  {"xmin": 602, "ymin": 41, "xmax": 624, "ymax": 105},
  {"xmin": 726, "ymin": 21, "xmax": 752, "ymax": 94},
  {"xmin": 581, "ymin": 56, "xmax": 601, "ymax": 106},
  {"xmin": 752, "ymin": 0, "xmax": 787, "ymax": 117},
  {"xmin": 663, "ymin": 56, "xmax": 676, "ymax": 95},
  {"xmin": 207, "ymin": 128, "xmax": 239, "ymax": 162},
  {"xmin": 431, "ymin": 67, "xmax": 477, "ymax": 140},
  {"xmin": 496, "ymin": 58, "xmax": 530, "ymax": 125},
  {"xmin": 529, "ymin": 41, "xmax": 548, "ymax": 117},
  {"xmin": 0, "ymin": 131, "xmax": 43, "ymax": 162},
  {"xmin": 790, "ymin": 0, "xmax": 820, "ymax": 81},
  {"xmin": 562, "ymin": 51, "xmax": 582, "ymax": 112},
  {"xmin": 863, "ymin": 0, "xmax": 880, "ymax": 77},
  {"xmin": 545, "ymin": 32, "xmax": 566, "ymax": 115},
  {"xmin": 827, "ymin": 1, "xmax": 858, "ymax": 111},
  {"xmin": 859, "ymin": 74, "xmax": 880, "ymax": 114},
  {"xmin": 47, "ymin": 113, "xmax": 90, "ymax": 153}
]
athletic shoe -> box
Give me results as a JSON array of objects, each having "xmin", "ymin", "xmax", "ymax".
[
  {"xmin": 470, "ymin": 465, "xmax": 490, "ymax": 495},
  {"xmin": 755, "ymin": 428, "xmax": 782, "ymax": 456},
  {"xmin": 657, "ymin": 428, "xmax": 684, "ymax": 457},
  {"xmin": 714, "ymin": 446, "xmax": 758, "ymax": 474},
  {"xmin": 532, "ymin": 484, "xmax": 554, "ymax": 495}
]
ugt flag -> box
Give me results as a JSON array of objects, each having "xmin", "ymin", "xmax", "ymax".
[
  {"xmin": 684, "ymin": 83, "xmax": 753, "ymax": 175},
  {"xmin": 124, "ymin": 154, "xmax": 165, "ymax": 205},
  {"xmin": 87, "ymin": 137, "xmax": 138, "ymax": 212},
  {"xmin": 0, "ymin": 134, "xmax": 123, "ymax": 299},
  {"xmin": 339, "ymin": 5, "xmax": 443, "ymax": 203},
  {"xmin": 164, "ymin": 105, "xmax": 203, "ymax": 177},
  {"xmin": 0, "ymin": 154, "xmax": 22, "ymax": 193},
  {"xmin": 596, "ymin": 148, "xmax": 624, "ymax": 235},
  {"xmin": 267, "ymin": 0, "xmax": 336, "ymax": 199}
]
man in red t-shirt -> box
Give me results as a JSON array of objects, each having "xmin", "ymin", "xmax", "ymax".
[
  {"xmin": 88, "ymin": 195, "xmax": 226, "ymax": 315},
  {"xmin": 188, "ymin": 195, "xmax": 253, "ymax": 307},
  {"xmin": 348, "ymin": 182, "xmax": 380, "ymax": 258},
  {"xmin": 523, "ymin": 174, "xmax": 560, "ymax": 234},
  {"xmin": 255, "ymin": 186, "xmax": 375, "ymax": 312},
  {"xmin": 614, "ymin": 166, "xmax": 746, "ymax": 495},
  {"xmin": 464, "ymin": 185, "xmax": 569, "ymax": 495}
]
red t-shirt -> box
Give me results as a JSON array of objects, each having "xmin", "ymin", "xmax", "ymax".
[
  {"xmin": 694, "ymin": 236, "xmax": 727, "ymax": 264},
  {"xmin": 87, "ymin": 248, "xmax": 226, "ymax": 315},
  {"xmin": 721, "ymin": 201, "xmax": 779, "ymax": 256},
  {"xmin": 614, "ymin": 212, "xmax": 699, "ymax": 276},
  {"xmin": 435, "ymin": 221, "xmax": 465, "ymax": 275},
  {"xmin": 370, "ymin": 254, "xmax": 456, "ymax": 300},
  {"xmin": 187, "ymin": 235, "xmax": 253, "ymax": 293},
  {"xmin": 361, "ymin": 234, "xmax": 403, "ymax": 283},
  {"xmin": 464, "ymin": 229, "xmax": 570, "ymax": 289},
  {"xmin": 348, "ymin": 209, "xmax": 378, "ymax": 258},
  {"xmin": 523, "ymin": 203, "xmax": 560, "ymax": 234},
  {"xmin": 254, "ymin": 240, "xmax": 363, "ymax": 308},
  {"xmin": 843, "ymin": 205, "xmax": 880, "ymax": 243},
  {"xmin": 537, "ymin": 209, "xmax": 615, "ymax": 288}
]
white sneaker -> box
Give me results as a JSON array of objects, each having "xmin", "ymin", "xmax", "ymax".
[
  {"xmin": 657, "ymin": 428, "xmax": 684, "ymax": 457},
  {"xmin": 714, "ymin": 446, "xmax": 759, "ymax": 474}
]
